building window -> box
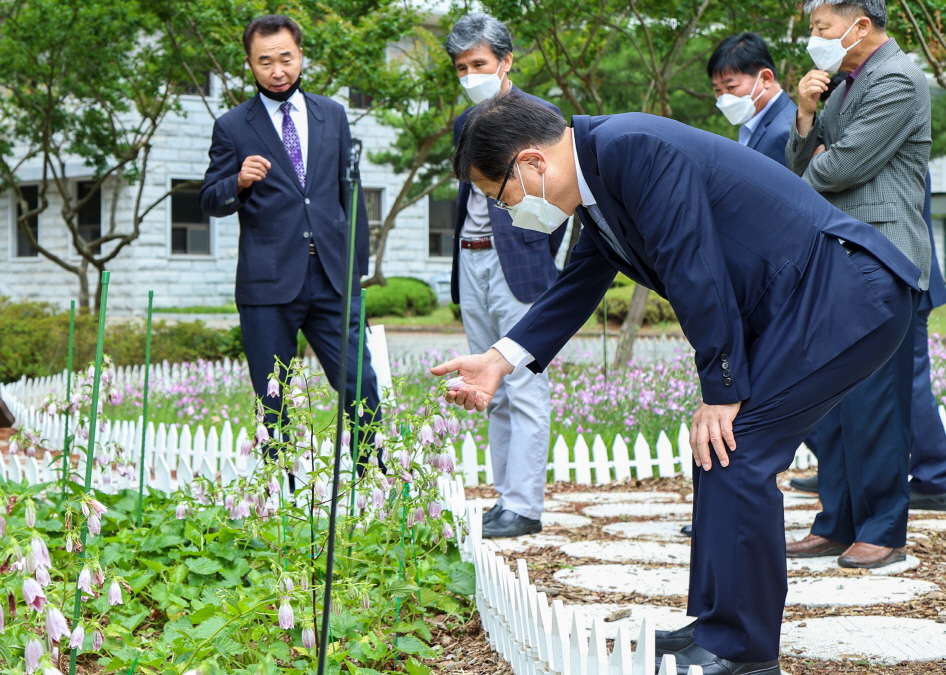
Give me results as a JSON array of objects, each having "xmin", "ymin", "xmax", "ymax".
[
  {"xmin": 77, "ymin": 181, "xmax": 101, "ymax": 255},
  {"xmin": 179, "ymin": 71, "xmax": 212, "ymax": 97},
  {"xmin": 363, "ymin": 188, "xmax": 383, "ymax": 256},
  {"xmin": 14, "ymin": 185, "xmax": 40, "ymax": 258},
  {"xmin": 349, "ymin": 87, "xmax": 374, "ymax": 110},
  {"xmin": 171, "ymin": 179, "xmax": 211, "ymax": 255},
  {"xmin": 428, "ymin": 196, "xmax": 456, "ymax": 257}
]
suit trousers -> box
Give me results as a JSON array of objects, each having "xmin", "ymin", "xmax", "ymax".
[
  {"xmin": 238, "ymin": 252, "xmax": 382, "ymax": 466},
  {"xmin": 811, "ymin": 291, "xmax": 919, "ymax": 548},
  {"xmin": 908, "ymin": 308, "xmax": 946, "ymax": 494},
  {"xmin": 459, "ymin": 246, "xmax": 551, "ymax": 520},
  {"xmin": 688, "ymin": 245, "xmax": 913, "ymax": 663}
]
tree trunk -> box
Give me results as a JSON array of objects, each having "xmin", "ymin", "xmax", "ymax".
[
  {"xmin": 613, "ymin": 284, "xmax": 650, "ymax": 366},
  {"xmin": 77, "ymin": 262, "xmax": 91, "ymax": 311}
]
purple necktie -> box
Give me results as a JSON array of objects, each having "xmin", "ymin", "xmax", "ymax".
[{"xmin": 280, "ymin": 101, "xmax": 306, "ymax": 189}]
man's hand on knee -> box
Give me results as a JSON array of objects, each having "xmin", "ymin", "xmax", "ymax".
[{"xmin": 690, "ymin": 401, "xmax": 742, "ymax": 470}]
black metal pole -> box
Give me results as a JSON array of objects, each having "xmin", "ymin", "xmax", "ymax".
[{"xmin": 316, "ymin": 138, "xmax": 362, "ymax": 675}]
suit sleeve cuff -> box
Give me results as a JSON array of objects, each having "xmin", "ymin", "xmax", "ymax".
[{"xmin": 492, "ymin": 337, "xmax": 535, "ymax": 373}]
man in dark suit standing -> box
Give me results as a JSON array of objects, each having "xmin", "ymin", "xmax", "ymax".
[
  {"xmin": 708, "ymin": 33, "xmax": 797, "ymax": 166},
  {"xmin": 432, "ymin": 93, "xmax": 918, "ymax": 673},
  {"xmin": 444, "ymin": 13, "xmax": 566, "ymax": 538},
  {"xmin": 785, "ymin": 0, "xmax": 931, "ymax": 568},
  {"xmin": 201, "ymin": 15, "xmax": 380, "ymax": 462}
]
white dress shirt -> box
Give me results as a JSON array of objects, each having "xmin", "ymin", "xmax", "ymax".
[
  {"xmin": 259, "ymin": 89, "xmax": 309, "ymax": 174},
  {"xmin": 738, "ymin": 90, "xmax": 782, "ymax": 146}
]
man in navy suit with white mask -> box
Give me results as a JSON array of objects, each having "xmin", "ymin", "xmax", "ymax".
[
  {"xmin": 432, "ymin": 94, "xmax": 919, "ymax": 674},
  {"xmin": 201, "ymin": 15, "xmax": 380, "ymax": 465}
]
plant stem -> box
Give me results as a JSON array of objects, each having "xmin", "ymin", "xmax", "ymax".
[{"xmin": 62, "ymin": 300, "xmax": 76, "ymax": 494}]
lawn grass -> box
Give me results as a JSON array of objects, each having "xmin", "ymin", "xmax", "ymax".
[
  {"xmin": 154, "ymin": 304, "xmax": 238, "ymax": 314},
  {"xmin": 374, "ymin": 304, "xmax": 462, "ymax": 328},
  {"xmin": 931, "ymin": 304, "xmax": 946, "ymax": 336}
]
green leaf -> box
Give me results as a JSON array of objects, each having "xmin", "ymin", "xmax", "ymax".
[
  {"xmin": 185, "ymin": 556, "xmax": 223, "ymax": 575},
  {"xmin": 119, "ymin": 609, "xmax": 149, "ymax": 632},
  {"xmin": 446, "ymin": 561, "xmax": 475, "ymax": 596},
  {"xmin": 386, "ymin": 579, "xmax": 419, "ymax": 597},
  {"xmin": 191, "ymin": 615, "xmax": 228, "ymax": 640},
  {"xmin": 405, "ymin": 658, "xmax": 433, "ymax": 675},
  {"xmin": 330, "ymin": 609, "xmax": 360, "ymax": 639},
  {"xmin": 139, "ymin": 534, "xmax": 186, "ymax": 552},
  {"xmin": 396, "ymin": 635, "xmax": 435, "ymax": 659}
]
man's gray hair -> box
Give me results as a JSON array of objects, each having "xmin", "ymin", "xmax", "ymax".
[
  {"xmin": 445, "ymin": 12, "xmax": 514, "ymax": 61},
  {"xmin": 803, "ymin": 0, "xmax": 887, "ymax": 28}
]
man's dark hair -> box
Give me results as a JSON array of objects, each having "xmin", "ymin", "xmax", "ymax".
[
  {"xmin": 445, "ymin": 12, "xmax": 514, "ymax": 61},
  {"xmin": 803, "ymin": 1, "xmax": 887, "ymax": 29},
  {"xmin": 243, "ymin": 15, "xmax": 303, "ymax": 55},
  {"xmin": 707, "ymin": 33, "xmax": 778, "ymax": 81},
  {"xmin": 454, "ymin": 93, "xmax": 566, "ymax": 183}
]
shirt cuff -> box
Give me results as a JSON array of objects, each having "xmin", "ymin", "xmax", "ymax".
[{"xmin": 492, "ymin": 337, "xmax": 535, "ymax": 373}]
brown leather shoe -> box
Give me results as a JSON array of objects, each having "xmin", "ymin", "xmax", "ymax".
[
  {"xmin": 837, "ymin": 542, "xmax": 906, "ymax": 569},
  {"xmin": 0, "ymin": 396, "xmax": 13, "ymax": 428},
  {"xmin": 786, "ymin": 533, "xmax": 847, "ymax": 558}
]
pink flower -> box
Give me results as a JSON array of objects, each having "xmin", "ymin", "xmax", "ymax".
[
  {"xmin": 69, "ymin": 623, "xmax": 85, "ymax": 649},
  {"xmin": 266, "ymin": 376, "xmax": 279, "ymax": 398},
  {"xmin": 0, "ymin": 515, "xmax": 6, "ymax": 537},
  {"xmin": 86, "ymin": 498, "xmax": 107, "ymax": 516},
  {"xmin": 398, "ymin": 450, "xmax": 411, "ymax": 470},
  {"xmin": 372, "ymin": 487, "xmax": 384, "ymax": 510},
  {"xmin": 240, "ymin": 438, "xmax": 253, "ymax": 456},
  {"xmin": 431, "ymin": 415, "xmax": 446, "ymax": 435},
  {"xmin": 255, "ymin": 424, "xmax": 270, "ymax": 445},
  {"xmin": 25, "ymin": 500, "xmax": 36, "ymax": 528},
  {"xmin": 9, "ymin": 439, "xmax": 18, "ymax": 455},
  {"xmin": 268, "ymin": 478, "xmax": 280, "ymax": 496},
  {"xmin": 400, "ymin": 470, "xmax": 413, "ymax": 484},
  {"xmin": 31, "ymin": 537, "xmax": 51, "ymax": 569},
  {"xmin": 413, "ymin": 506, "xmax": 426, "ymax": 525},
  {"xmin": 45, "ymin": 606, "xmax": 70, "ymax": 643},
  {"xmin": 25, "ymin": 638, "xmax": 42, "ymax": 673},
  {"xmin": 108, "ymin": 580, "xmax": 123, "ymax": 606},
  {"xmin": 278, "ymin": 602, "xmax": 294, "ymax": 630},
  {"xmin": 87, "ymin": 513, "xmax": 101, "ymax": 536},
  {"xmin": 442, "ymin": 523, "xmax": 454, "ymax": 540},
  {"xmin": 445, "ymin": 376, "xmax": 465, "ymax": 391},
  {"xmin": 341, "ymin": 430, "xmax": 351, "ymax": 449},
  {"xmin": 429, "ymin": 502, "xmax": 442, "ymax": 519},
  {"xmin": 175, "ymin": 503, "xmax": 188, "ymax": 520},
  {"xmin": 93, "ymin": 566, "xmax": 105, "ymax": 587},
  {"xmin": 447, "ymin": 416, "xmax": 460, "ymax": 436},
  {"xmin": 283, "ymin": 577, "xmax": 294, "ymax": 593},
  {"xmin": 35, "ymin": 568, "xmax": 51, "ymax": 587},
  {"xmin": 441, "ymin": 454, "xmax": 455, "ymax": 473},
  {"xmin": 0, "ymin": 606, "xmax": 4, "ymax": 632},
  {"xmin": 22, "ymin": 577, "xmax": 47, "ymax": 611},
  {"xmin": 92, "ymin": 628, "xmax": 104, "ymax": 650},
  {"xmin": 77, "ymin": 567, "xmax": 93, "ymax": 595},
  {"xmin": 418, "ymin": 424, "xmax": 435, "ymax": 446},
  {"xmin": 374, "ymin": 432, "xmax": 384, "ymax": 449},
  {"xmin": 302, "ymin": 626, "xmax": 316, "ymax": 649},
  {"xmin": 356, "ymin": 492, "xmax": 367, "ymax": 510}
]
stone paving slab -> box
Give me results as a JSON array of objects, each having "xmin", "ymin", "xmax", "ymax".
[
  {"xmin": 782, "ymin": 510, "xmax": 818, "ymax": 528},
  {"xmin": 781, "ymin": 493, "xmax": 821, "ymax": 508},
  {"xmin": 785, "ymin": 575, "xmax": 937, "ymax": 606},
  {"xmin": 781, "ymin": 616, "xmax": 946, "ymax": 664},
  {"xmin": 552, "ymin": 491, "xmax": 681, "ymax": 504},
  {"xmin": 554, "ymin": 563, "xmax": 691, "ymax": 596},
  {"xmin": 787, "ymin": 555, "xmax": 921, "ymax": 576},
  {"xmin": 490, "ymin": 533, "xmax": 571, "ymax": 553},
  {"xmin": 910, "ymin": 518, "xmax": 946, "ymax": 531},
  {"xmin": 543, "ymin": 512, "xmax": 593, "ymax": 528},
  {"xmin": 561, "ymin": 540, "xmax": 692, "ymax": 564},
  {"xmin": 583, "ymin": 502, "xmax": 693, "ymax": 519},
  {"xmin": 565, "ymin": 603, "xmax": 692, "ymax": 640},
  {"xmin": 603, "ymin": 521, "xmax": 690, "ymax": 541}
]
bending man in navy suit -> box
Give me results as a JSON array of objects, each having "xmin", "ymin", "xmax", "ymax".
[
  {"xmin": 201, "ymin": 15, "xmax": 380, "ymax": 467},
  {"xmin": 431, "ymin": 94, "xmax": 918, "ymax": 674},
  {"xmin": 445, "ymin": 13, "xmax": 566, "ymax": 539}
]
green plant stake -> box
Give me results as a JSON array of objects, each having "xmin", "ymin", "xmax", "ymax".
[
  {"xmin": 62, "ymin": 300, "xmax": 76, "ymax": 494},
  {"xmin": 347, "ymin": 288, "xmax": 368, "ymax": 557},
  {"xmin": 69, "ymin": 271, "xmax": 110, "ymax": 675},
  {"xmin": 136, "ymin": 291, "xmax": 154, "ymax": 527}
]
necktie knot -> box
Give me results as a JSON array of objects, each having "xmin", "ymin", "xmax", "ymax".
[{"xmin": 279, "ymin": 101, "xmax": 292, "ymax": 115}]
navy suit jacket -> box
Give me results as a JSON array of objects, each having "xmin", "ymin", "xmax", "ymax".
[
  {"xmin": 921, "ymin": 174, "xmax": 946, "ymax": 311},
  {"xmin": 450, "ymin": 87, "xmax": 566, "ymax": 304},
  {"xmin": 200, "ymin": 92, "xmax": 368, "ymax": 305},
  {"xmin": 746, "ymin": 93, "xmax": 796, "ymax": 166},
  {"xmin": 506, "ymin": 113, "xmax": 920, "ymax": 405}
]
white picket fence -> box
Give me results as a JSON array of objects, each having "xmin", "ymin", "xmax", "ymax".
[
  {"xmin": 0, "ymin": 357, "xmax": 819, "ymax": 494},
  {"xmin": 433, "ymin": 474, "xmax": 700, "ymax": 674}
]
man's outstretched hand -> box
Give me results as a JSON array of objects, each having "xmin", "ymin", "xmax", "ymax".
[
  {"xmin": 430, "ymin": 348, "xmax": 514, "ymax": 412},
  {"xmin": 690, "ymin": 400, "xmax": 742, "ymax": 471}
]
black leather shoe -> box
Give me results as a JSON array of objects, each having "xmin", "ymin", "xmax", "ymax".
[
  {"xmin": 655, "ymin": 619, "xmax": 695, "ymax": 655},
  {"xmin": 680, "ymin": 524, "xmax": 692, "ymax": 538},
  {"xmin": 0, "ymin": 396, "xmax": 14, "ymax": 428},
  {"xmin": 909, "ymin": 489, "xmax": 946, "ymax": 511},
  {"xmin": 481, "ymin": 510, "xmax": 542, "ymax": 538},
  {"xmin": 657, "ymin": 644, "xmax": 780, "ymax": 675},
  {"xmin": 789, "ymin": 474, "xmax": 818, "ymax": 493},
  {"xmin": 482, "ymin": 506, "xmax": 502, "ymax": 525}
]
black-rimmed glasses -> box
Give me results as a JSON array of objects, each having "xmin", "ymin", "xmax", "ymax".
[{"xmin": 493, "ymin": 154, "xmax": 519, "ymax": 211}]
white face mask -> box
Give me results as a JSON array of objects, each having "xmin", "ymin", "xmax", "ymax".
[
  {"xmin": 715, "ymin": 73, "xmax": 764, "ymax": 126},
  {"xmin": 459, "ymin": 62, "xmax": 505, "ymax": 104},
  {"xmin": 508, "ymin": 165, "xmax": 568, "ymax": 235},
  {"xmin": 807, "ymin": 20, "xmax": 863, "ymax": 73}
]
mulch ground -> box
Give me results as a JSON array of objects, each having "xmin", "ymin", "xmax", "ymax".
[{"xmin": 449, "ymin": 472, "xmax": 946, "ymax": 674}]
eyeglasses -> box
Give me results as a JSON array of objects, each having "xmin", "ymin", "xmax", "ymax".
[{"xmin": 493, "ymin": 154, "xmax": 519, "ymax": 211}]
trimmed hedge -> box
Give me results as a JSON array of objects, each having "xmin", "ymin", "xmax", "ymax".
[
  {"xmin": 0, "ymin": 298, "xmax": 244, "ymax": 383},
  {"xmin": 594, "ymin": 283, "xmax": 677, "ymax": 326},
  {"xmin": 364, "ymin": 277, "xmax": 437, "ymax": 318}
]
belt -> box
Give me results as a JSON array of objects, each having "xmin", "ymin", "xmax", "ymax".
[
  {"xmin": 460, "ymin": 237, "xmax": 493, "ymax": 250},
  {"xmin": 309, "ymin": 242, "xmax": 316, "ymax": 255}
]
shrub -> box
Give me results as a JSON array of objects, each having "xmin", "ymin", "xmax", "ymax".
[
  {"xmin": 0, "ymin": 298, "xmax": 244, "ymax": 383},
  {"xmin": 449, "ymin": 302, "xmax": 462, "ymax": 321},
  {"xmin": 593, "ymin": 284, "xmax": 677, "ymax": 326},
  {"xmin": 364, "ymin": 277, "xmax": 437, "ymax": 318}
]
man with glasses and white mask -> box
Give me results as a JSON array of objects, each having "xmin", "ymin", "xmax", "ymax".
[
  {"xmin": 786, "ymin": 0, "xmax": 931, "ymax": 569},
  {"xmin": 444, "ymin": 13, "xmax": 567, "ymax": 538}
]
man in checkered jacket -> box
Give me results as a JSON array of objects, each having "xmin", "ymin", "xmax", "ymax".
[{"xmin": 786, "ymin": 0, "xmax": 931, "ymax": 569}]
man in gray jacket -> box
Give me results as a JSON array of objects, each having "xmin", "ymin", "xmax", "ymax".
[{"xmin": 786, "ymin": 0, "xmax": 931, "ymax": 569}]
